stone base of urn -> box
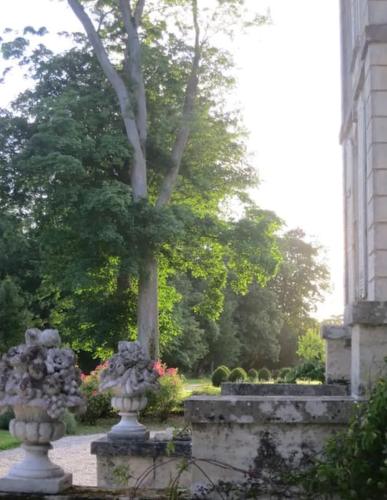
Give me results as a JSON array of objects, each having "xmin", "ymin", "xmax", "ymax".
[
  {"xmin": 108, "ymin": 396, "xmax": 149, "ymax": 441},
  {"xmin": 0, "ymin": 408, "xmax": 72, "ymax": 494}
]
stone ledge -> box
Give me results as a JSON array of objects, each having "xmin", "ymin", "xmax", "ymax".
[
  {"xmin": 91, "ymin": 437, "xmax": 191, "ymax": 458},
  {"xmin": 345, "ymin": 301, "xmax": 387, "ymax": 325},
  {"xmin": 0, "ymin": 486, "xmax": 178, "ymax": 499},
  {"xmin": 321, "ymin": 324, "xmax": 351, "ymax": 340},
  {"xmin": 185, "ymin": 396, "xmax": 358, "ymax": 425},
  {"xmin": 220, "ymin": 383, "xmax": 348, "ymax": 397}
]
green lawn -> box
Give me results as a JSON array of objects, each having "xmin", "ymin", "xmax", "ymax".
[{"xmin": 0, "ymin": 430, "xmax": 20, "ymax": 451}]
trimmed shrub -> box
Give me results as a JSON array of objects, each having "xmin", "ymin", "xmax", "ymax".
[
  {"xmin": 228, "ymin": 367, "xmax": 248, "ymax": 382},
  {"xmin": 278, "ymin": 367, "xmax": 292, "ymax": 381},
  {"xmin": 248, "ymin": 368, "xmax": 259, "ymax": 381},
  {"xmin": 0, "ymin": 409, "xmax": 14, "ymax": 430},
  {"xmin": 212, "ymin": 366, "xmax": 231, "ymax": 387},
  {"xmin": 258, "ymin": 367, "xmax": 271, "ymax": 381}
]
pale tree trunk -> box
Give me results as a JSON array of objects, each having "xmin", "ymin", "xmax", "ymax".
[
  {"xmin": 137, "ymin": 255, "xmax": 159, "ymax": 358},
  {"xmin": 68, "ymin": 0, "xmax": 200, "ymax": 359}
]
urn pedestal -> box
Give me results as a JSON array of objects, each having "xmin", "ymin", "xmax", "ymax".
[
  {"xmin": 108, "ymin": 395, "xmax": 149, "ymax": 441},
  {"xmin": 0, "ymin": 406, "xmax": 72, "ymax": 494}
]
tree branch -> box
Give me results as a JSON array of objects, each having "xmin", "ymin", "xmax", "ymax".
[
  {"xmin": 134, "ymin": 0, "xmax": 146, "ymax": 26},
  {"xmin": 156, "ymin": 0, "xmax": 200, "ymax": 208},
  {"xmin": 67, "ymin": 0, "xmax": 147, "ymax": 199},
  {"xmin": 119, "ymin": 0, "xmax": 148, "ymax": 150}
]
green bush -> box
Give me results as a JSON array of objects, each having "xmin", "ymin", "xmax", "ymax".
[
  {"xmin": 228, "ymin": 367, "xmax": 248, "ymax": 382},
  {"xmin": 301, "ymin": 377, "xmax": 387, "ymax": 499},
  {"xmin": 79, "ymin": 363, "xmax": 116, "ymax": 425},
  {"xmin": 143, "ymin": 366, "xmax": 184, "ymax": 421},
  {"xmin": 62, "ymin": 410, "xmax": 78, "ymax": 434},
  {"xmin": 0, "ymin": 409, "xmax": 14, "ymax": 430},
  {"xmin": 293, "ymin": 360, "xmax": 325, "ymax": 383},
  {"xmin": 258, "ymin": 367, "xmax": 271, "ymax": 381},
  {"xmin": 212, "ymin": 366, "xmax": 231, "ymax": 387},
  {"xmin": 278, "ymin": 367, "xmax": 292, "ymax": 381},
  {"xmin": 248, "ymin": 368, "xmax": 259, "ymax": 381}
]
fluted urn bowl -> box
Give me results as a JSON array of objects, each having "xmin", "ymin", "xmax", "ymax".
[
  {"xmin": 108, "ymin": 394, "xmax": 149, "ymax": 441},
  {"xmin": 6, "ymin": 405, "xmax": 66, "ymax": 480}
]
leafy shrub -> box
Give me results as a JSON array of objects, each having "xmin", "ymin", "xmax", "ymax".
[
  {"xmin": 212, "ymin": 366, "xmax": 231, "ymax": 387},
  {"xmin": 278, "ymin": 367, "xmax": 291, "ymax": 381},
  {"xmin": 301, "ymin": 377, "xmax": 387, "ymax": 499},
  {"xmin": 0, "ymin": 409, "xmax": 14, "ymax": 430},
  {"xmin": 79, "ymin": 362, "xmax": 116, "ymax": 425},
  {"xmin": 143, "ymin": 362, "xmax": 184, "ymax": 421},
  {"xmin": 258, "ymin": 367, "xmax": 271, "ymax": 381},
  {"xmin": 228, "ymin": 367, "xmax": 248, "ymax": 382},
  {"xmin": 62, "ymin": 409, "xmax": 78, "ymax": 435},
  {"xmin": 297, "ymin": 328, "xmax": 325, "ymax": 362},
  {"xmin": 293, "ymin": 360, "xmax": 325, "ymax": 383},
  {"xmin": 248, "ymin": 368, "xmax": 259, "ymax": 381}
]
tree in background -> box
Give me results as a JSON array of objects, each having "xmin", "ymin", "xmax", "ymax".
[
  {"xmin": 0, "ymin": 4, "xmax": 281, "ymax": 361},
  {"xmin": 270, "ymin": 229, "xmax": 330, "ymax": 366}
]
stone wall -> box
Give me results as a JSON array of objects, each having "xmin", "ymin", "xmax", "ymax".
[
  {"xmin": 339, "ymin": 0, "xmax": 387, "ymax": 395},
  {"xmin": 185, "ymin": 395, "xmax": 356, "ymax": 499}
]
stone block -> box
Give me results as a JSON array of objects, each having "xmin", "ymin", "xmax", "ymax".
[
  {"xmin": 91, "ymin": 437, "xmax": 191, "ymax": 490},
  {"xmin": 185, "ymin": 395, "xmax": 356, "ymax": 498},
  {"xmin": 351, "ymin": 323, "xmax": 387, "ymax": 396},
  {"xmin": 367, "ymin": 195, "xmax": 387, "ymax": 226},
  {"xmin": 368, "ymin": 2, "xmax": 387, "ymax": 25},
  {"xmin": 366, "ymin": 43, "xmax": 387, "ymax": 68},
  {"xmin": 368, "ymin": 250, "xmax": 387, "ymax": 282},
  {"xmin": 0, "ymin": 473, "xmax": 72, "ymax": 495},
  {"xmin": 369, "ymin": 276, "xmax": 387, "ymax": 300},
  {"xmin": 364, "ymin": 65, "xmax": 387, "ymax": 94},
  {"xmin": 367, "ymin": 143, "xmax": 387, "ymax": 172},
  {"xmin": 221, "ymin": 383, "xmax": 347, "ymax": 397},
  {"xmin": 321, "ymin": 325, "xmax": 351, "ymax": 384}
]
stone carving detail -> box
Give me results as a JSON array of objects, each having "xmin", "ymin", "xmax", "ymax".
[
  {"xmin": 100, "ymin": 341, "xmax": 159, "ymax": 396},
  {"xmin": 99, "ymin": 341, "xmax": 159, "ymax": 440},
  {"xmin": 0, "ymin": 328, "xmax": 84, "ymax": 419}
]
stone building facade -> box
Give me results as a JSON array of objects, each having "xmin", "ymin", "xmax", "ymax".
[{"xmin": 339, "ymin": 0, "xmax": 387, "ymax": 396}]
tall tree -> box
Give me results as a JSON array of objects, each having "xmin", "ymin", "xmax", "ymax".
[{"xmin": 63, "ymin": 0, "xmax": 267, "ymax": 357}]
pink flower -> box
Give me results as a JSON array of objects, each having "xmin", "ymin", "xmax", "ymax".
[
  {"xmin": 153, "ymin": 360, "xmax": 166, "ymax": 377},
  {"xmin": 166, "ymin": 368, "xmax": 177, "ymax": 376}
]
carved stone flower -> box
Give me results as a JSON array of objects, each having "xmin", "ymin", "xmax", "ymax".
[{"xmin": 46, "ymin": 348, "xmax": 75, "ymax": 374}]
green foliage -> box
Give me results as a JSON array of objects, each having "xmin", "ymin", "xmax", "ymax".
[
  {"xmin": 248, "ymin": 368, "xmax": 259, "ymax": 381},
  {"xmin": 297, "ymin": 329, "xmax": 325, "ymax": 362},
  {"xmin": 277, "ymin": 367, "xmax": 291, "ymax": 381},
  {"xmin": 258, "ymin": 367, "xmax": 271, "ymax": 381},
  {"xmin": 61, "ymin": 410, "xmax": 78, "ymax": 435},
  {"xmin": 211, "ymin": 366, "xmax": 231, "ymax": 387},
  {"xmin": 228, "ymin": 367, "xmax": 248, "ymax": 382},
  {"xmin": 271, "ymin": 229, "xmax": 330, "ymax": 367},
  {"xmin": 286, "ymin": 361, "xmax": 325, "ymax": 384},
  {"xmin": 0, "ymin": 277, "xmax": 30, "ymax": 352},
  {"xmin": 301, "ymin": 378, "xmax": 387, "ymax": 499},
  {"xmin": 0, "ymin": 409, "xmax": 14, "ymax": 430},
  {"xmin": 143, "ymin": 369, "xmax": 184, "ymax": 421},
  {"xmin": 79, "ymin": 364, "xmax": 116, "ymax": 425}
]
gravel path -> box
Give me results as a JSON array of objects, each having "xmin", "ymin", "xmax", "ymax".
[{"xmin": 0, "ymin": 434, "xmax": 104, "ymax": 486}]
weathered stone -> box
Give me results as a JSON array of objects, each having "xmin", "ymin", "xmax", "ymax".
[
  {"xmin": 99, "ymin": 342, "xmax": 159, "ymax": 441},
  {"xmin": 185, "ymin": 395, "xmax": 357, "ymax": 498},
  {"xmin": 91, "ymin": 437, "xmax": 192, "ymax": 490},
  {"xmin": 345, "ymin": 301, "xmax": 387, "ymax": 325},
  {"xmin": 221, "ymin": 383, "xmax": 347, "ymax": 397}
]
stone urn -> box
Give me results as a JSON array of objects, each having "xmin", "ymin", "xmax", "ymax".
[
  {"xmin": 0, "ymin": 328, "xmax": 85, "ymax": 494},
  {"xmin": 6, "ymin": 405, "xmax": 69, "ymax": 491},
  {"xmin": 109, "ymin": 394, "xmax": 149, "ymax": 440},
  {"xmin": 99, "ymin": 341, "xmax": 159, "ymax": 441}
]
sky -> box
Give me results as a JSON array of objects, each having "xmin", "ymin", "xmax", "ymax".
[{"xmin": 0, "ymin": 0, "xmax": 344, "ymax": 321}]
